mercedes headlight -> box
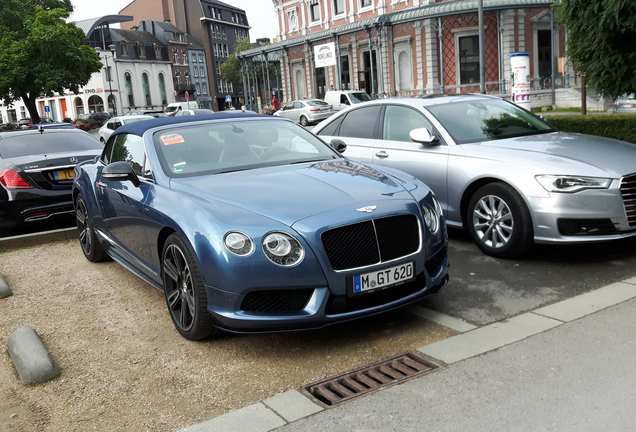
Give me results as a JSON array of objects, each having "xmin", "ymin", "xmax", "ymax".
[
  {"xmin": 262, "ymin": 232, "xmax": 304, "ymax": 266},
  {"xmin": 223, "ymin": 231, "xmax": 254, "ymax": 256},
  {"xmin": 535, "ymin": 175, "xmax": 611, "ymax": 193}
]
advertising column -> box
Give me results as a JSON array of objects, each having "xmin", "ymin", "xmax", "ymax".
[{"xmin": 509, "ymin": 52, "xmax": 531, "ymax": 110}]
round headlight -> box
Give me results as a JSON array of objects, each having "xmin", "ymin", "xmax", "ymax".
[
  {"xmin": 422, "ymin": 203, "xmax": 439, "ymax": 233},
  {"xmin": 223, "ymin": 231, "xmax": 254, "ymax": 256},
  {"xmin": 262, "ymin": 232, "xmax": 304, "ymax": 266}
]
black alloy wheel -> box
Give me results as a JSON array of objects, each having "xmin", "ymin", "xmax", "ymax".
[
  {"xmin": 162, "ymin": 233, "xmax": 216, "ymax": 340},
  {"xmin": 467, "ymin": 182, "xmax": 534, "ymax": 259},
  {"xmin": 75, "ymin": 194, "xmax": 106, "ymax": 262}
]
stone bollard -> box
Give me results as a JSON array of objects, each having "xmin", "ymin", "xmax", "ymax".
[
  {"xmin": 7, "ymin": 326, "xmax": 61, "ymax": 385},
  {"xmin": 0, "ymin": 274, "xmax": 11, "ymax": 299}
]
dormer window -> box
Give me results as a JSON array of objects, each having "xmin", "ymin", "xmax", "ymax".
[
  {"xmin": 154, "ymin": 45, "xmax": 161, "ymax": 59},
  {"xmin": 138, "ymin": 43, "xmax": 146, "ymax": 57},
  {"xmin": 120, "ymin": 42, "xmax": 128, "ymax": 56}
]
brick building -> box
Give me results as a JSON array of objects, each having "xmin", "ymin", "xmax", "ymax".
[{"xmin": 239, "ymin": 0, "xmax": 575, "ymax": 107}]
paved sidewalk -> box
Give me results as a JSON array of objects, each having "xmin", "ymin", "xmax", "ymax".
[{"xmin": 277, "ymin": 296, "xmax": 636, "ymax": 431}]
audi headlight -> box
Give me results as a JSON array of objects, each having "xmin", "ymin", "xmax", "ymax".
[
  {"xmin": 422, "ymin": 203, "xmax": 439, "ymax": 234},
  {"xmin": 223, "ymin": 231, "xmax": 254, "ymax": 256},
  {"xmin": 262, "ymin": 232, "xmax": 304, "ymax": 266},
  {"xmin": 535, "ymin": 175, "xmax": 611, "ymax": 193}
]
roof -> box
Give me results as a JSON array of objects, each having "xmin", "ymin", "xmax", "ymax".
[
  {"xmin": 201, "ymin": 0, "xmax": 246, "ymax": 13},
  {"xmin": 110, "ymin": 28, "xmax": 163, "ymax": 45},
  {"xmin": 238, "ymin": 0, "xmax": 554, "ymax": 57},
  {"xmin": 153, "ymin": 21, "xmax": 184, "ymax": 34},
  {"xmin": 111, "ymin": 113, "xmax": 269, "ymax": 138},
  {"xmin": 185, "ymin": 34, "xmax": 204, "ymax": 49},
  {"xmin": 73, "ymin": 15, "xmax": 134, "ymax": 37}
]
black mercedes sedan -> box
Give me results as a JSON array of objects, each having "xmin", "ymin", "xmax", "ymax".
[{"xmin": 0, "ymin": 128, "xmax": 103, "ymax": 236}]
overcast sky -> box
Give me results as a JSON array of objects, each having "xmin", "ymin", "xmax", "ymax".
[{"xmin": 69, "ymin": 0, "xmax": 277, "ymax": 41}]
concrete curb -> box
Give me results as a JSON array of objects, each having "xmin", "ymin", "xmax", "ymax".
[
  {"xmin": 177, "ymin": 275, "xmax": 636, "ymax": 432},
  {"xmin": 7, "ymin": 326, "xmax": 61, "ymax": 386},
  {"xmin": 0, "ymin": 227, "xmax": 77, "ymax": 250},
  {"xmin": 0, "ymin": 274, "xmax": 11, "ymax": 299}
]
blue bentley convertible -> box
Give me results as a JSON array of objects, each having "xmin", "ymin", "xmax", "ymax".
[{"xmin": 73, "ymin": 114, "xmax": 449, "ymax": 340}]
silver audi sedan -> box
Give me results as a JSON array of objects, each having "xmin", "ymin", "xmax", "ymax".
[
  {"xmin": 274, "ymin": 99, "xmax": 334, "ymax": 126},
  {"xmin": 313, "ymin": 94, "xmax": 636, "ymax": 258}
]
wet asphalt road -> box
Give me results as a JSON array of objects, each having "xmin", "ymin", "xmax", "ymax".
[{"xmin": 422, "ymin": 228, "xmax": 636, "ymax": 326}]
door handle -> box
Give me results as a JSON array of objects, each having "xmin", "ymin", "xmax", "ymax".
[
  {"xmin": 96, "ymin": 182, "xmax": 107, "ymax": 188},
  {"xmin": 375, "ymin": 151, "xmax": 389, "ymax": 159}
]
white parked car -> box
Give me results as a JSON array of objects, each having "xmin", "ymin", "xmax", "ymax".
[{"xmin": 97, "ymin": 115, "xmax": 154, "ymax": 143}]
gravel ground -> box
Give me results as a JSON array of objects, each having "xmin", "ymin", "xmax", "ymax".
[{"xmin": 0, "ymin": 240, "xmax": 454, "ymax": 431}]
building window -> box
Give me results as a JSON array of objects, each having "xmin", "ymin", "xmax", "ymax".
[
  {"xmin": 213, "ymin": 43, "xmax": 218, "ymax": 57},
  {"xmin": 287, "ymin": 9, "xmax": 299, "ymax": 32},
  {"xmin": 158, "ymin": 73, "xmax": 167, "ymax": 105},
  {"xmin": 228, "ymin": 83, "xmax": 233, "ymax": 93},
  {"xmin": 361, "ymin": 0, "xmax": 372, "ymax": 7},
  {"xmin": 310, "ymin": 1, "xmax": 320, "ymax": 22},
  {"xmin": 120, "ymin": 42, "xmax": 128, "ymax": 56},
  {"xmin": 199, "ymin": 54, "xmax": 203, "ymax": 62},
  {"xmin": 194, "ymin": 67, "xmax": 199, "ymax": 77},
  {"xmin": 334, "ymin": 0, "xmax": 345, "ymax": 15},
  {"xmin": 173, "ymin": 49, "xmax": 178, "ymax": 63},
  {"xmin": 224, "ymin": 82, "xmax": 228, "ymax": 93},
  {"xmin": 183, "ymin": 50, "xmax": 188, "ymax": 64},
  {"xmin": 218, "ymin": 78, "xmax": 222, "ymax": 91},
  {"xmin": 215, "ymin": 25, "xmax": 220, "ymax": 38},
  {"xmin": 458, "ymin": 35, "xmax": 480, "ymax": 84},
  {"xmin": 138, "ymin": 43, "xmax": 146, "ymax": 57},
  {"xmin": 155, "ymin": 46, "xmax": 162, "ymax": 59},
  {"xmin": 142, "ymin": 72, "xmax": 152, "ymax": 106},
  {"xmin": 200, "ymin": 67, "xmax": 205, "ymax": 77},
  {"xmin": 125, "ymin": 72, "xmax": 134, "ymax": 107},
  {"xmin": 203, "ymin": 84, "xmax": 207, "ymax": 95},
  {"xmin": 224, "ymin": 44, "xmax": 228, "ymax": 57},
  {"xmin": 196, "ymin": 83, "xmax": 201, "ymax": 94},
  {"xmin": 222, "ymin": 26, "xmax": 227, "ymax": 40}
]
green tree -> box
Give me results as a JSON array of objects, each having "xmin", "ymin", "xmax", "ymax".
[
  {"xmin": 556, "ymin": 0, "xmax": 636, "ymax": 99},
  {"xmin": 220, "ymin": 38, "xmax": 254, "ymax": 91},
  {"xmin": 0, "ymin": 0, "xmax": 102, "ymax": 123}
]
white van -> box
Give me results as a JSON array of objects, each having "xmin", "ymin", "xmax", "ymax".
[
  {"xmin": 324, "ymin": 90, "xmax": 373, "ymax": 111},
  {"xmin": 165, "ymin": 101, "xmax": 200, "ymax": 116}
]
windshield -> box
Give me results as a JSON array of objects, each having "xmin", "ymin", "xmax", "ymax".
[
  {"xmin": 426, "ymin": 98, "xmax": 554, "ymax": 143},
  {"xmin": 153, "ymin": 119, "xmax": 339, "ymax": 177},
  {"xmin": 0, "ymin": 132, "xmax": 102, "ymax": 158},
  {"xmin": 349, "ymin": 92, "xmax": 372, "ymax": 103},
  {"xmin": 165, "ymin": 106, "xmax": 178, "ymax": 113}
]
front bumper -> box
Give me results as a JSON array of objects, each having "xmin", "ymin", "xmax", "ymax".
[
  {"xmin": 203, "ymin": 246, "xmax": 450, "ymax": 333},
  {"xmin": 528, "ymin": 181, "xmax": 636, "ymax": 243}
]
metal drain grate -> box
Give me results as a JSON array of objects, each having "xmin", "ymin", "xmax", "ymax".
[{"xmin": 300, "ymin": 352, "xmax": 441, "ymax": 408}]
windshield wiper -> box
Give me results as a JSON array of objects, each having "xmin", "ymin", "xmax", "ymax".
[{"xmin": 289, "ymin": 157, "xmax": 330, "ymax": 165}]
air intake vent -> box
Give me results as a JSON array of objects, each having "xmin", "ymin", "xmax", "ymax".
[
  {"xmin": 301, "ymin": 352, "xmax": 440, "ymax": 408},
  {"xmin": 620, "ymin": 173, "xmax": 636, "ymax": 228}
]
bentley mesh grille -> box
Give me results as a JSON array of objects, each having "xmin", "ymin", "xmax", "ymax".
[{"xmin": 321, "ymin": 214, "xmax": 420, "ymax": 271}]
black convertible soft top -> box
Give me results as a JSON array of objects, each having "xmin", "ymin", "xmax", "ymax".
[{"xmin": 111, "ymin": 112, "xmax": 269, "ymax": 139}]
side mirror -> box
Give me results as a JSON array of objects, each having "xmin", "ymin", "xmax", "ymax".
[
  {"xmin": 103, "ymin": 161, "xmax": 140, "ymax": 187},
  {"xmin": 409, "ymin": 128, "xmax": 439, "ymax": 145},
  {"xmin": 330, "ymin": 139, "xmax": 347, "ymax": 153}
]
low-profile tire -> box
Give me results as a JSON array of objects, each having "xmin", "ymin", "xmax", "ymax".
[
  {"xmin": 75, "ymin": 194, "xmax": 107, "ymax": 262},
  {"xmin": 299, "ymin": 115, "xmax": 309, "ymax": 126},
  {"xmin": 162, "ymin": 233, "xmax": 217, "ymax": 341},
  {"xmin": 466, "ymin": 182, "xmax": 534, "ymax": 259}
]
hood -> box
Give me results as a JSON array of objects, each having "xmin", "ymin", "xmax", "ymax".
[
  {"xmin": 170, "ymin": 160, "xmax": 415, "ymax": 226},
  {"xmin": 460, "ymin": 132, "xmax": 636, "ymax": 178}
]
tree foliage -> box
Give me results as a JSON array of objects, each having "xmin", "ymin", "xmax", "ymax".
[
  {"xmin": 221, "ymin": 39, "xmax": 277, "ymax": 94},
  {"xmin": 0, "ymin": 0, "xmax": 102, "ymax": 123},
  {"xmin": 556, "ymin": 0, "xmax": 636, "ymax": 99}
]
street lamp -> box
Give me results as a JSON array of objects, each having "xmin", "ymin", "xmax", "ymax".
[{"xmin": 95, "ymin": 47, "xmax": 115, "ymax": 116}]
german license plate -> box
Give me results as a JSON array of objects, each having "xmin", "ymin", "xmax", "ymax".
[
  {"xmin": 53, "ymin": 169, "xmax": 74, "ymax": 180},
  {"xmin": 351, "ymin": 262, "xmax": 415, "ymax": 295},
  {"xmin": 624, "ymin": 104, "xmax": 634, "ymax": 108}
]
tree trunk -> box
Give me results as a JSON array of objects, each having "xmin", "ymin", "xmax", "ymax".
[{"xmin": 21, "ymin": 93, "xmax": 41, "ymax": 124}]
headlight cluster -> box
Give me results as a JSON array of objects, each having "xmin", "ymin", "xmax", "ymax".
[
  {"xmin": 223, "ymin": 230, "xmax": 304, "ymax": 266},
  {"xmin": 422, "ymin": 195, "xmax": 442, "ymax": 233},
  {"xmin": 535, "ymin": 175, "xmax": 611, "ymax": 193}
]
